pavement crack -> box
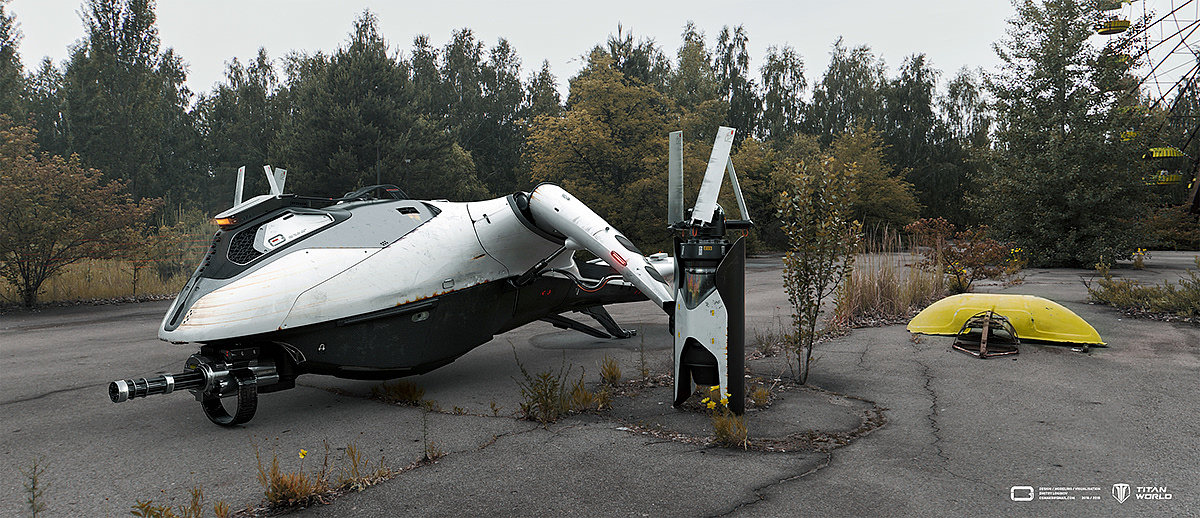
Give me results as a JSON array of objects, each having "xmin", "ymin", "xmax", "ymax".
[
  {"xmin": 0, "ymin": 384, "xmax": 94, "ymax": 406},
  {"xmin": 909, "ymin": 340, "xmax": 996, "ymax": 489},
  {"xmin": 473, "ymin": 424, "xmax": 541, "ymax": 452},
  {"xmin": 708, "ymin": 450, "xmax": 834, "ymax": 518}
]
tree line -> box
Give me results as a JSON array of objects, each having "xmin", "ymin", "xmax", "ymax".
[{"xmin": 1, "ymin": 0, "xmax": 1196, "ymax": 274}]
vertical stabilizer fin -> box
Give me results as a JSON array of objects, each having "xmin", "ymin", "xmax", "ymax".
[
  {"xmin": 726, "ymin": 159, "xmax": 751, "ymax": 223},
  {"xmin": 263, "ymin": 165, "xmax": 281, "ymax": 195},
  {"xmin": 274, "ymin": 168, "xmax": 287, "ymax": 194},
  {"xmin": 234, "ymin": 166, "xmax": 245, "ymax": 206},
  {"xmin": 668, "ymin": 131, "xmax": 684, "ymax": 224},
  {"xmin": 692, "ymin": 127, "xmax": 736, "ymax": 224}
]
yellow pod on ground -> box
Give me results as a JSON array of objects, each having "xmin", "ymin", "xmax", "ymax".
[{"xmin": 907, "ymin": 293, "xmax": 1105, "ymax": 345}]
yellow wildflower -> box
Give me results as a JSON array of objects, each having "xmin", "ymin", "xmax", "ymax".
[
  {"xmin": 299, "ymin": 449, "xmax": 308, "ymax": 459},
  {"xmin": 706, "ymin": 401, "xmax": 716, "ymax": 410}
]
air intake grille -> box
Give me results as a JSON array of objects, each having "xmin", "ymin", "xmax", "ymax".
[{"xmin": 227, "ymin": 224, "xmax": 265, "ymax": 265}]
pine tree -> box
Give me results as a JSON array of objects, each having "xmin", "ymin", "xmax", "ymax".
[
  {"xmin": 0, "ymin": 0, "xmax": 24, "ymax": 119},
  {"xmin": 980, "ymin": 0, "xmax": 1150, "ymax": 266},
  {"xmin": 276, "ymin": 11, "xmax": 484, "ymax": 200},
  {"xmin": 759, "ymin": 45, "xmax": 806, "ymax": 141},
  {"xmin": 60, "ymin": 0, "xmax": 200, "ymax": 202},
  {"xmin": 806, "ymin": 38, "xmax": 886, "ymax": 147}
]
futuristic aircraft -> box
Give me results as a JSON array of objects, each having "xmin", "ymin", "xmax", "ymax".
[{"xmin": 109, "ymin": 127, "xmax": 750, "ymax": 426}]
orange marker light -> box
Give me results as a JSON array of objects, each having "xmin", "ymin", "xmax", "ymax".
[{"xmin": 214, "ymin": 217, "xmax": 237, "ymax": 228}]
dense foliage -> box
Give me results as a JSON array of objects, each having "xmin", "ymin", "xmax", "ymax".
[
  {"xmin": 0, "ymin": 0, "xmax": 1194, "ymax": 286},
  {"xmin": 979, "ymin": 0, "xmax": 1155, "ymax": 267},
  {"xmin": 0, "ymin": 117, "xmax": 160, "ymax": 305}
]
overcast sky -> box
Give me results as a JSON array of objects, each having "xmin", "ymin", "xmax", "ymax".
[
  {"xmin": 8, "ymin": 0, "xmax": 1024, "ymax": 97},
  {"xmin": 7, "ymin": 0, "xmax": 1191, "ymax": 101}
]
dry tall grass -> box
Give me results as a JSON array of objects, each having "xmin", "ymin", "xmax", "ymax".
[
  {"xmin": 833, "ymin": 228, "xmax": 947, "ymax": 327},
  {"xmin": 2, "ymin": 207, "xmax": 213, "ymax": 306},
  {"xmin": 0, "ymin": 258, "xmax": 190, "ymax": 304}
]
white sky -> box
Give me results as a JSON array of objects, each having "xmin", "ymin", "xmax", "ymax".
[
  {"xmin": 8, "ymin": 0, "xmax": 1193, "ymax": 102},
  {"xmin": 7, "ymin": 0, "xmax": 1019, "ymax": 97}
]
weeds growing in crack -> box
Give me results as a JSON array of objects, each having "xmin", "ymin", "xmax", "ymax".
[
  {"xmin": 637, "ymin": 333, "xmax": 650, "ymax": 379},
  {"xmin": 600, "ymin": 353, "xmax": 621, "ymax": 385},
  {"xmin": 20, "ymin": 457, "xmax": 48, "ymax": 518},
  {"xmin": 422, "ymin": 410, "xmax": 445, "ymax": 462},
  {"xmin": 130, "ymin": 486, "xmax": 214, "ymax": 518},
  {"xmin": 511, "ymin": 345, "xmax": 608, "ymax": 424},
  {"xmin": 370, "ymin": 380, "xmax": 426, "ymax": 406}
]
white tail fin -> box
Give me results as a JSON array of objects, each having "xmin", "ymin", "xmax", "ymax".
[
  {"xmin": 725, "ymin": 159, "xmax": 750, "ymax": 222},
  {"xmin": 263, "ymin": 165, "xmax": 281, "ymax": 195},
  {"xmin": 668, "ymin": 131, "xmax": 684, "ymax": 224},
  {"xmin": 274, "ymin": 168, "xmax": 287, "ymax": 193},
  {"xmin": 691, "ymin": 127, "xmax": 736, "ymax": 224},
  {"xmin": 234, "ymin": 166, "xmax": 245, "ymax": 206}
]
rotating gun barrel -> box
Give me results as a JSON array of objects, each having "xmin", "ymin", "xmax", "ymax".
[
  {"xmin": 108, "ymin": 347, "xmax": 279, "ymax": 426},
  {"xmin": 109, "ymin": 371, "xmax": 205, "ymax": 402}
]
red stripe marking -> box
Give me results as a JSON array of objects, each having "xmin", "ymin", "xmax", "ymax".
[{"xmin": 611, "ymin": 251, "xmax": 627, "ymax": 267}]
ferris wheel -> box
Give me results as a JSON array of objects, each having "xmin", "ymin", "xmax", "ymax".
[{"xmin": 1096, "ymin": 0, "xmax": 1200, "ymax": 212}]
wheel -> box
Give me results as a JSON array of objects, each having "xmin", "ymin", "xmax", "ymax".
[{"xmin": 201, "ymin": 370, "xmax": 258, "ymax": 426}]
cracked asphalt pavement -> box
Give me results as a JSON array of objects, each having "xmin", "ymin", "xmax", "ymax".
[{"xmin": 2, "ymin": 252, "xmax": 1197, "ymax": 517}]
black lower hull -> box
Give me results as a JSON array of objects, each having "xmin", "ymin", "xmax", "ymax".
[{"xmin": 217, "ymin": 275, "xmax": 644, "ymax": 380}]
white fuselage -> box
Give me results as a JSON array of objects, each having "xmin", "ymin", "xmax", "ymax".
[{"xmin": 160, "ymin": 186, "xmax": 676, "ymax": 344}]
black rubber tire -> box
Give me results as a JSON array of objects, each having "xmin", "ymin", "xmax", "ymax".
[{"xmin": 201, "ymin": 370, "xmax": 257, "ymax": 426}]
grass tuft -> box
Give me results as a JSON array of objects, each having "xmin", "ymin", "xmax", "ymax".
[
  {"xmin": 370, "ymin": 380, "xmax": 426, "ymax": 406},
  {"xmin": 712, "ymin": 408, "xmax": 750, "ymax": 449},
  {"xmin": 750, "ymin": 385, "xmax": 771, "ymax": 409},
  {"xmin": 422, "ymin": 410, "xmax": 446, "ymax": 462},
  {"xmin": 253, "ymin": 442, "xmax": 331, "ymax": 508},
  {"xmin": 569, "ymin": 375, "xmax": 595, "ymax": 410},
  {"xmin": 513, "ymin": 355, "xmax": 572, "ymax": 424},
  {"xmin": 512, "ymin": 347, "xmax": 609, "ymax": 424},
  {"xmin": 338, "ymin": 441, "xmax": 392, "ymax": 491},
  {"xmin": 599, "ymin": 353, "xmax": 621, "ymax": 385},
  {"xmin": 130, "ymin": 486, "xmax": 217, "ymax": 518}
]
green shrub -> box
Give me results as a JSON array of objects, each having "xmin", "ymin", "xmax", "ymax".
[
  {"xmin": 1087, "ymin": 259, "xmax": 1200, "ymax": 318},
  {"xmin": 780, "ymin": 157, "xmax": 862, "ymax": 384}
]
